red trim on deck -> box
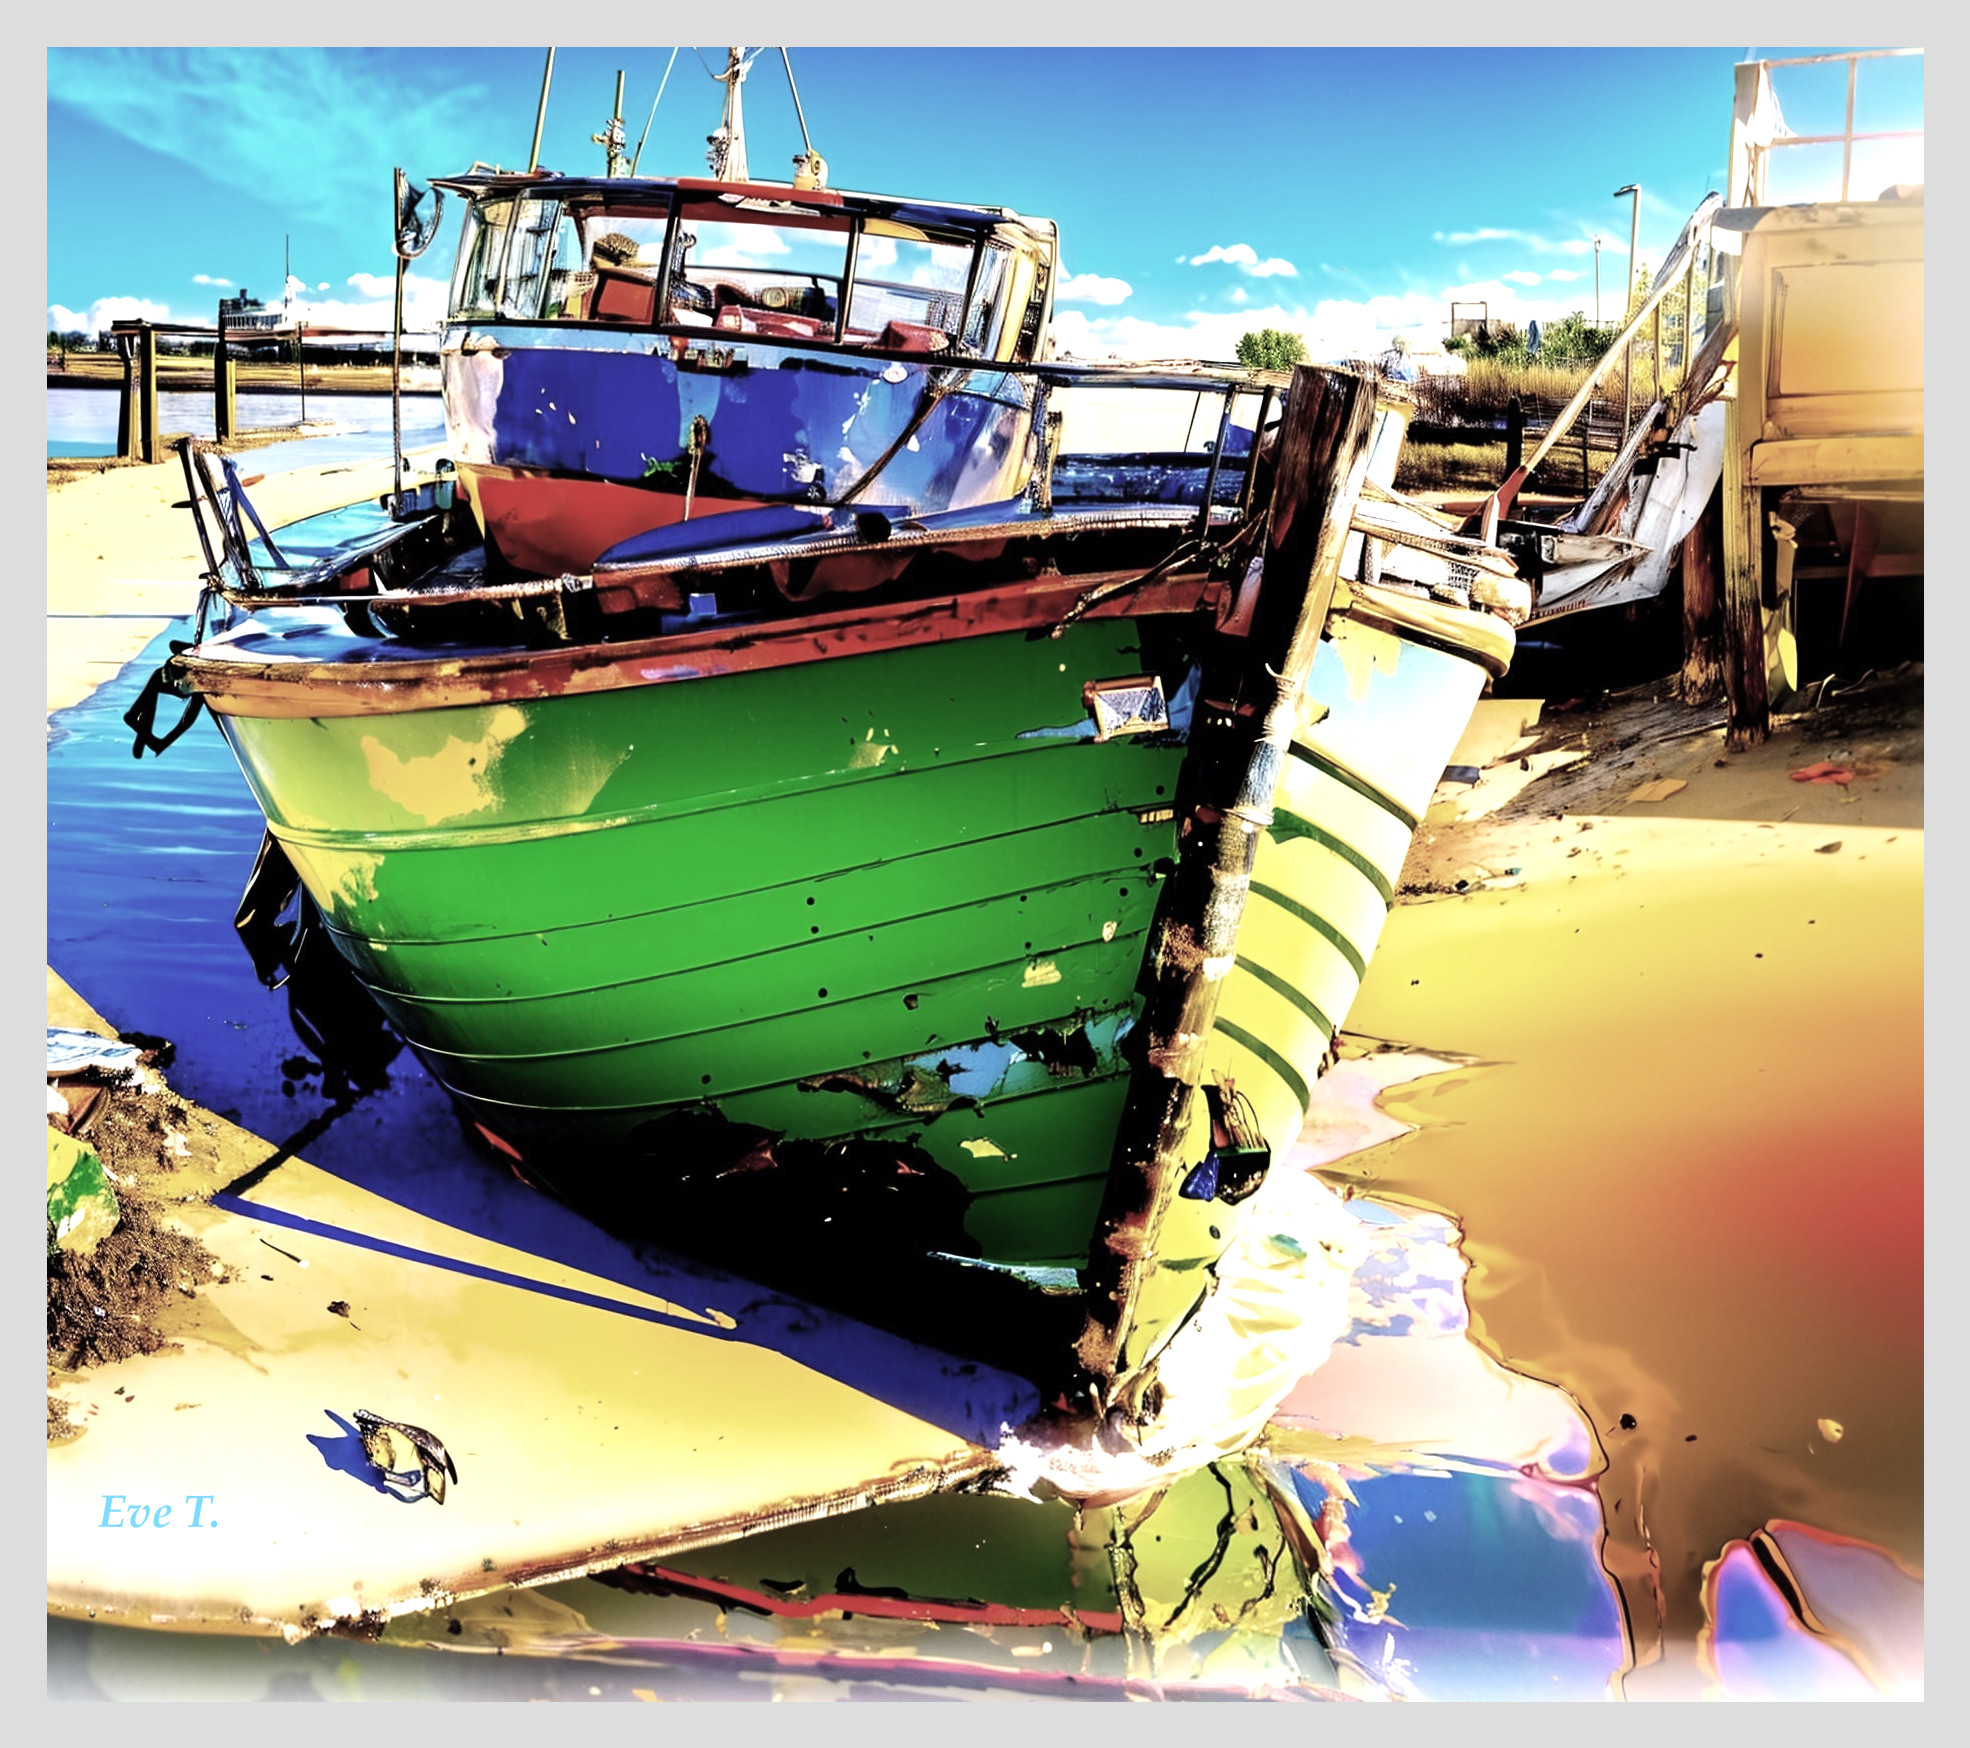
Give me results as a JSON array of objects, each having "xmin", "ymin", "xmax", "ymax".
[{"xmin": 464, "ymin": 465, "xmax": 769, "ymax": 577}]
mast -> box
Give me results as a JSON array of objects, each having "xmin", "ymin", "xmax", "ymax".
[
  {"xmin": 706, "ymin": 46, "xmax": 750, "ymax": 182},
  {"xmin": 594, "ymin": 69, "xmax": 628, "ymax": 177}
]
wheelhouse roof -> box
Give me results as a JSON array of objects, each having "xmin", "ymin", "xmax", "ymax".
[{"xmin": 430, "ymin": 170, "xmax": 1056, "ymax": 248}]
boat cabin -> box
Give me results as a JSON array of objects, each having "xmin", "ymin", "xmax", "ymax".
[{"xmin": 437, "ymin": 173, "xmax": 1057, "ymax": 363}]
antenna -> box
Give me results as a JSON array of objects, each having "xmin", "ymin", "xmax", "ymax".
[
  {"xmin": 781, "ymin": 47, "xmax": 827, "ymax": 189},
  {"xmin": 705, "ymin": 46, "xmax": 752, "ymax": 182},
  {"xmin": 592, "ymin": 69, "xmax": 628, "ymax": 176},
  {"xmin": 528, "ymin": 47, "xmax": 556, "ymax": 172}
]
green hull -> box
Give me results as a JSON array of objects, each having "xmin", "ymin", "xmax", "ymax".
[{"xmin": 217, "ymin": 620, "xmax": 1194, "ymax": 1264}]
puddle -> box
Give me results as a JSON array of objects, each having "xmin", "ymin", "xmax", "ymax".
[{"xmin": 1314, "ymin": 820, "xmax": 1923, "ymax": 1698}]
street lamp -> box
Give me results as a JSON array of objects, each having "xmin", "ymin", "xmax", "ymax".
[
  {"xmin": 1613, "ymin": 185, "xmax": 1641, "ymax": 313},
  {"xmin": 1594, "ymin": 237, "xmax": 1602, "ymax": 326},
  {"xmin": 1614, "ymin": 185, "xmax": 1640, "ymax": 439}
]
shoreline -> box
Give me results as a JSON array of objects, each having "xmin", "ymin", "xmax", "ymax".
[
  {"xmin": 45, "ymin": 436, "xmax": 446, "ymax": 716},
  {"xmin": 48, "ymin": 373, "xmax": 441, "ymax": 397}
]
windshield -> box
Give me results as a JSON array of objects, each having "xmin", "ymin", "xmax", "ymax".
[{"xmin": 447, "ymin": 191, "xmax": 1052, "ymax": 362}]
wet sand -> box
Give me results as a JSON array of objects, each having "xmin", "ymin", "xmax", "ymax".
[
  {"xmin": 44, "ymin": 442, "xmax": 1924, "ymax": 1694},
  {"xmin": 1322, "ymin": 676, "xmax": 1924, "ymax": 1696}
]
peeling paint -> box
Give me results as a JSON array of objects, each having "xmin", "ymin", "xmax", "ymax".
[
  {"xmin": 358, "ymin": 705, "xmax": 529, "ymax": 826},
  {"xmin": 1329, "ymin": 615, "xmax": 1404, "ymax": 704},
  {"xmin": 1022, "ymin": 960, "xmax": 1062, "ymax": 987},
  {"xmin": 848, "ymin": 727, "xmax": 896, "ymax": 770}
]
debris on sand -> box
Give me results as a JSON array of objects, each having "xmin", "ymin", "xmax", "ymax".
[
  {"xmin": 47, "ymin": 1201, "xmax": 227, "ymax": 1373},
  {"xmin": 45, "ymin": 1027, "xmax": 237, "ymax": 1405}
]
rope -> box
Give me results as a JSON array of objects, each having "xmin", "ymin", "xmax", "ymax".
[{"xmin": 629, "ymin": 48, "xmax": 680, "ymax": 177}]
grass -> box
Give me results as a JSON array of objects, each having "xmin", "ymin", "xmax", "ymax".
[
  {"xmin": 1393, "ymin": 437, "xmax": 1615, "ymax": 497},
  {"xmin": 1413, "ymin": 350, "xmax": 1661, "ymax": 426}
]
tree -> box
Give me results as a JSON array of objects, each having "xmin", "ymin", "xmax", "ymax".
[
  {"xmin": 1515, "ymin": 311, "xmax": 1618, "ymax": 367},
  {"xmin": 1237, "ymin": 328, "xmax": 1308, "ymax": 372}
]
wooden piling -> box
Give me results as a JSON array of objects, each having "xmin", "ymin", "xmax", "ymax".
[
  {"xmin": 1720, "ymin": 394, "xmax": 1770, "ymax": 746},
  {"xmin": 115, "ymin": 341, "xmax": 136, "ymax": 460},
  {"xmin": 1678, "ymin": 483, "xmax": 1724, "ymax": 704},
  {"xmin": 1072, "ymin": 363, "xmax": 1379, "ymax": 1404},
  {"xmin": 214, "ymin": 323, "xmax": 236, "ymax": 443},
  {"xmin": 137, "ymin": 326, "xmax": 160, "ymax": 464},
  {"xmin": 1505, "ymin": 396, "xmax": 1524, "ymax": 476}
]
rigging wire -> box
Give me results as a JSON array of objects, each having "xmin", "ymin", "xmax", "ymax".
[
  {"xmin": 628, "ymin": 46, "xmax": 680, "ymax": 176},
  {"xmin": 780, "ymin": 47, "xmax": 814, "ymax": 159}
]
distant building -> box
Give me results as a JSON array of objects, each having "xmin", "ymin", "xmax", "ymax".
[{"xmin": 217, "ymin": 288, "xmax": 283, "ymax": 333}]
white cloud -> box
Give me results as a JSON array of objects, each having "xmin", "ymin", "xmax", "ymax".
[
  {"xmin": 1549, "ymin": 269, "xmax": 1583, "ymax": 282},
  {"xmin": 1188, "ymin": 241, "xmax": 1298, "ymax": 278},
  {"xmin": 1229, "ymin": 286, "xmax": 1248, "ymax": 304},
  {"xmin": 1433, "ymin": 227, "xmax": 1595, "ymax": 257},
  {"xmin": 1055, "ymin": 271, "xmax": 1132, "ymax": 306},
  {"xmin": 858, "ymin": 236, "xmax": 898, "ymax": 269},
  {"xmin": 46, "ymin": 48, "xmax": 490, "ymax": 239},
  {"xmin": 280, "ymin": 270, "xmax": 450, "ymax": 334},
  {"xmin": 49, "ymin": 274, "xmax": 452, "ymax": 340},
  {"xmin": 48, "ymin": 295, "xmax": 173, "ymax": 336},
  {"xmin": 191, "ymin": 273, "xmax": 232, "ymax": 287},
  {"xmin": 1051, "ymin": 277, "xmax": 1612, "ymax": 366},
  {"xmin": 1502, "ymin": 270, "xmax": 1542, "ymax": 286}
]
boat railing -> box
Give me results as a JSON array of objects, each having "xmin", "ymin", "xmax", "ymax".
[{"xmin": 1470, "ymin": 190, "xmax": 1731, "ymax": 541}]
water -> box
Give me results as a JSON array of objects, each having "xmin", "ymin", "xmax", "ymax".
[
  {"xmin": 46, "ymin": 387, "xmax": 446, "ymax": 473},
  {"xmin": 44, "ymin": 477, "xmax": 1920, "ymax": 1699}
]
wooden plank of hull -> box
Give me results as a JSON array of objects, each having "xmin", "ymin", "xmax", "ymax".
[{"xmin": 206, "ymin": 619, "xmax": 1192, "ymax": 1267}]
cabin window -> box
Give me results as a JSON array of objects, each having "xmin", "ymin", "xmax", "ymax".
[
  {"xmin": 665, "ymin": 206, "xmax": 852, "ymax": 338},
  {"xmin": 449, "ymin": 197, "xmax": 567, "ymax": 321},
  {"xmin": 549, "ymin": 206, "xmax": 673, "ymax": 323},
  {"xmin": 962, "ymin": 240, "xmax": 1015, "ymax": 356},
  {"xmin": 449, "ymin": 199, "xmax": 509, "ymax": 319},
  {"xmin": 449, "ymin": 195, "xmax": 677, "ymax": 323},
  {"xmin": 846, "ymin": 233, "xmax": 974, "ymax": 353}
]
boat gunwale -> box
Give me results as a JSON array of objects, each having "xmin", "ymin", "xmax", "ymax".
[
  {"xmin": 178, "ymin": 570, "xmax": 1227, "ymax": 716},
  {"xmin": 181, "ymin": 569, "xmax": 1516, "ymax": 719}
]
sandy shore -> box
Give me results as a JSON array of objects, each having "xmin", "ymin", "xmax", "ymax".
[{"xmin": 46, "ymin": 442, "xmax": 443, "ymax": 716}]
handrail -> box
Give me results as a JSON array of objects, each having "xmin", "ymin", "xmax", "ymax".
[{"xmin": 1470, "ymin": 191, "xmax": 1725, "ymax": 539}]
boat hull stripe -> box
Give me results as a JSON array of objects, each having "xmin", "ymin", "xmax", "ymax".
[
  {"xmin": 1231, "ymin": 955, "xmax": 1336, "ymax": 1042},
  {"xmin": 1268, "ymin": 809, "xmax": 1397, "ymax": 906},
  {"xmin": 1285, "ymin": 740, "xmax": 1421, "ymax": 832},
  {"xmin": 1211, "ymin": 1015, "xmax": 1313, "ymax": 1118},
  {"xmin": 1247, "ymin": 879, "xmax": 1371, "ymax": 980}
]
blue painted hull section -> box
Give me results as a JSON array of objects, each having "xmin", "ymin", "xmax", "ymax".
[{"xmin": 445, "ymin": 331, "xmax": 1036, "ymax": 517}]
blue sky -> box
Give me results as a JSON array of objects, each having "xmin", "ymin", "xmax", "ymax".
[{"xmin": 47, "ymin": 45, "xmax": 1924, "ymax": 361}]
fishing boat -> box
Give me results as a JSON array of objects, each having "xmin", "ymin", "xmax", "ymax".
[
  {"xmin": 141, "ymin": 51, "xmax": 1531, "ymax": 1428},
  {"xmin": 435, "ymin": 47, "xmax": 1063, "ymax": 578}
]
